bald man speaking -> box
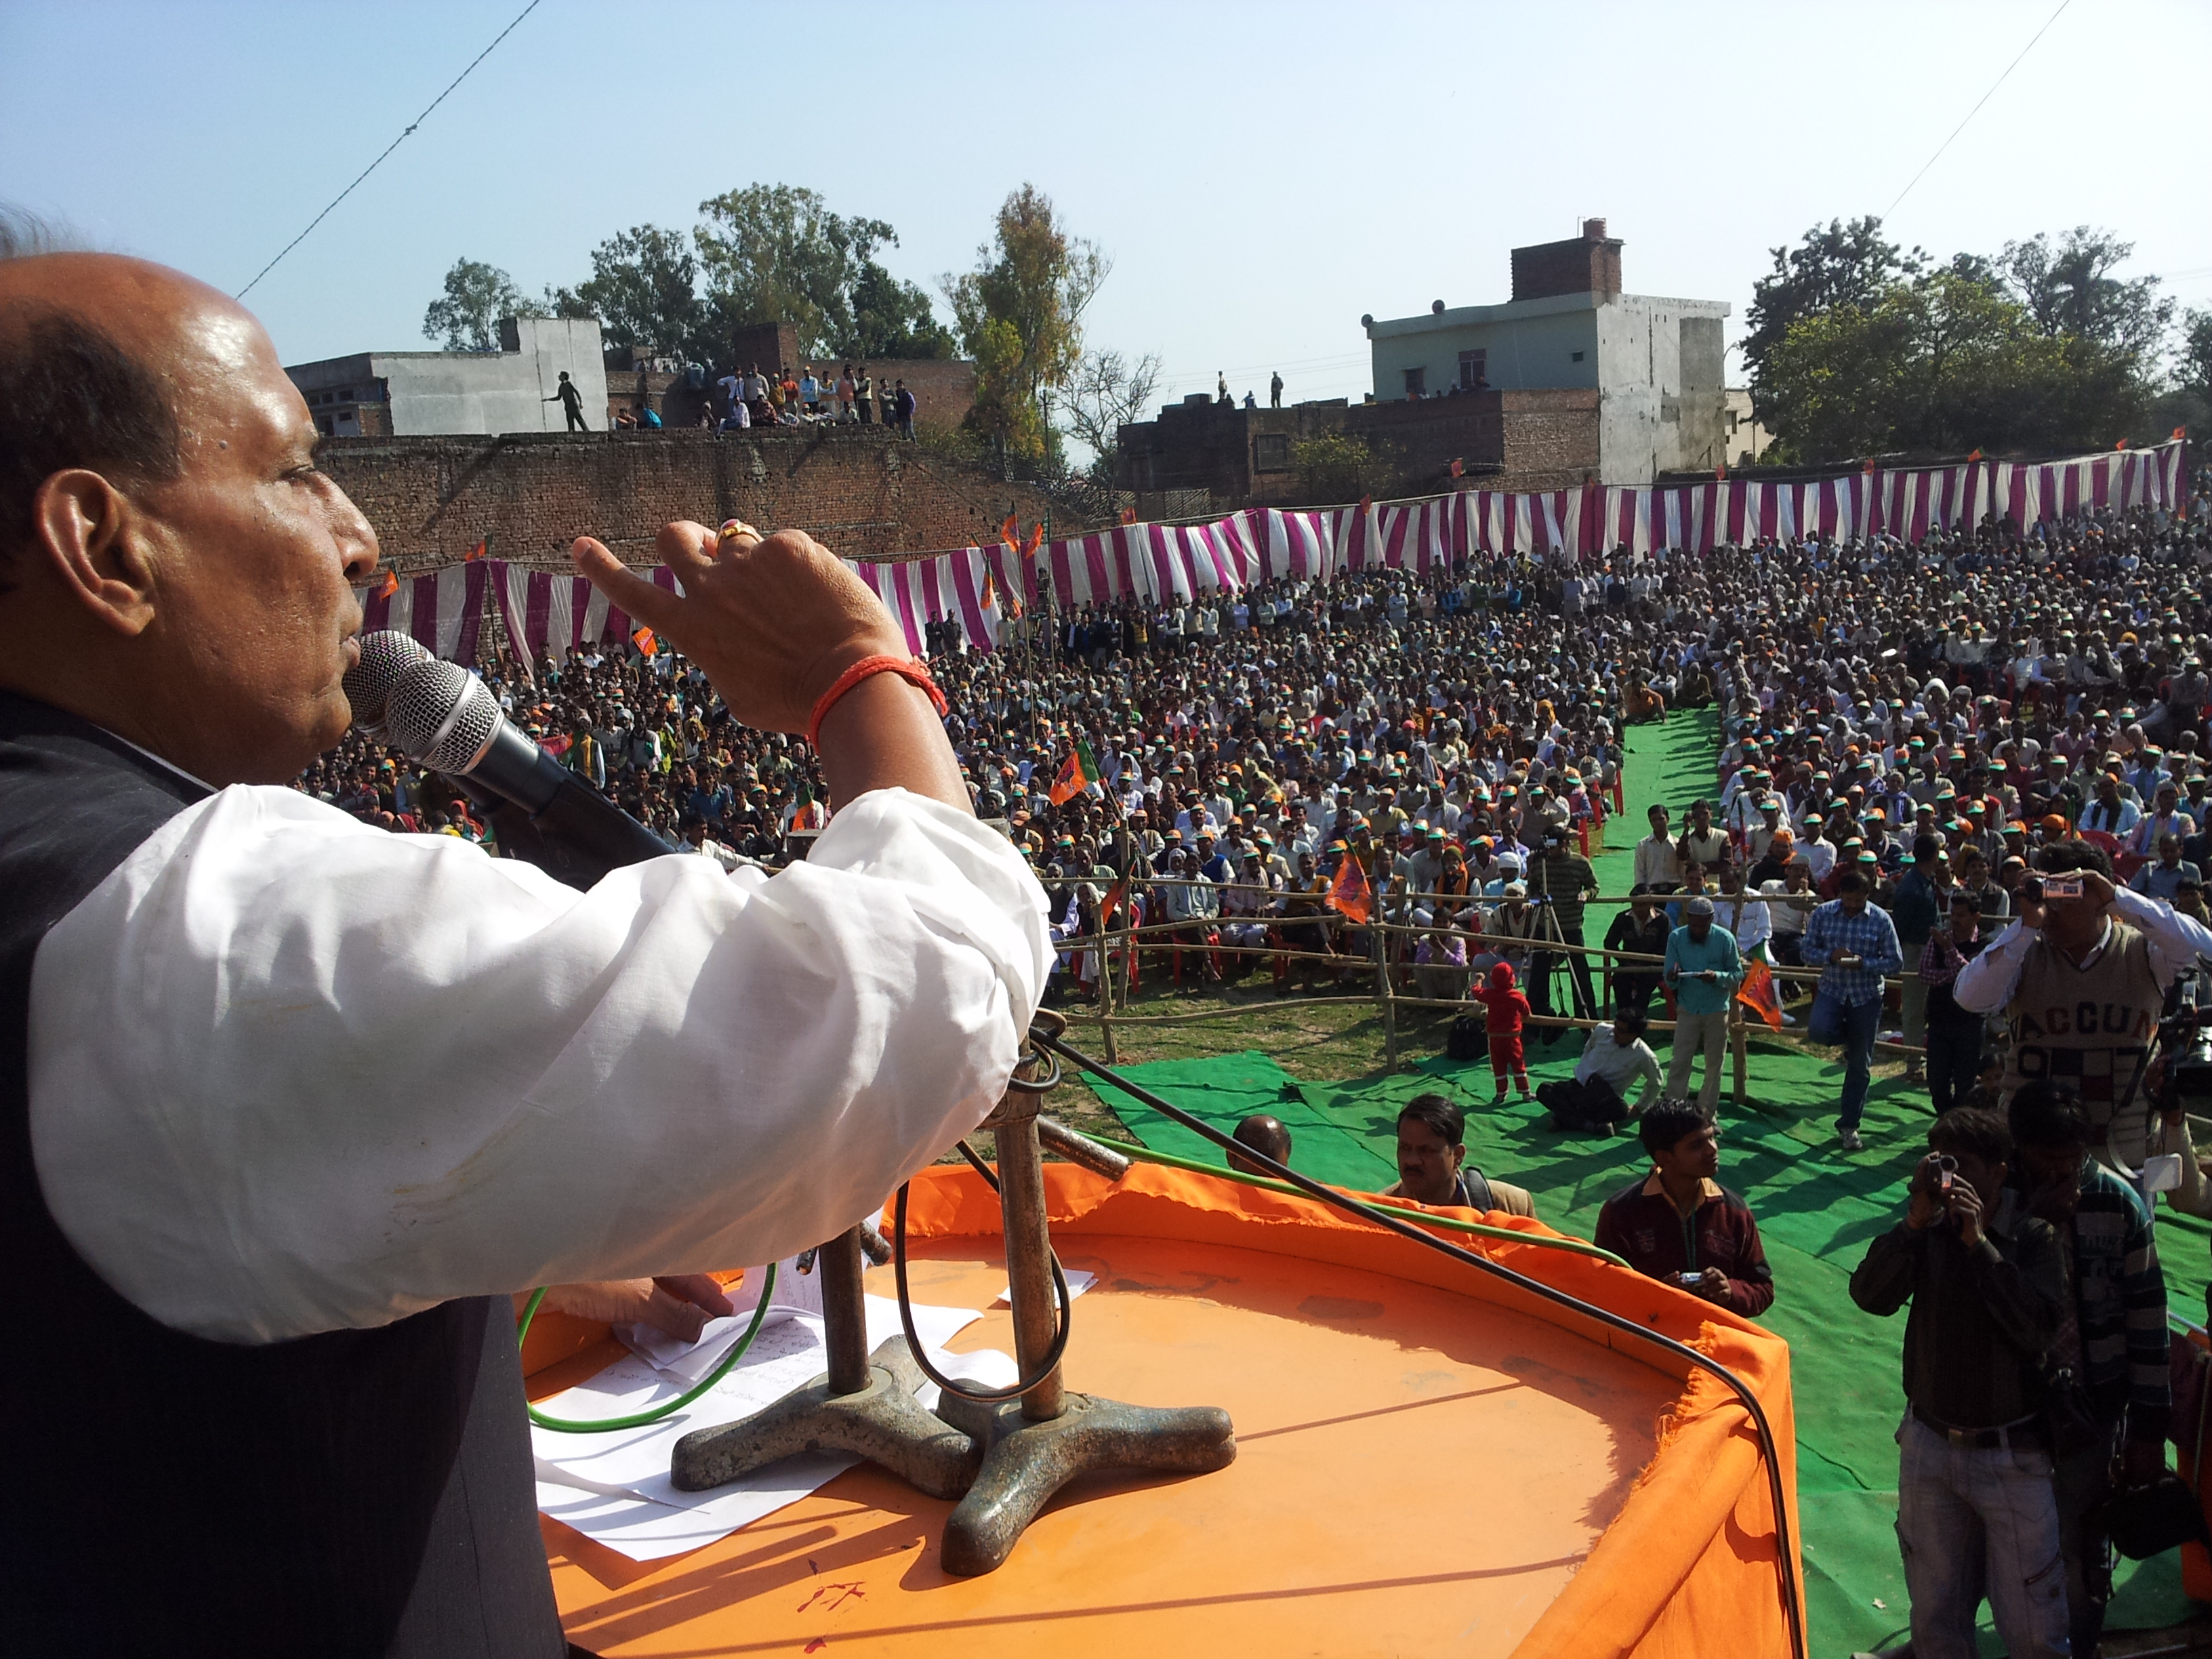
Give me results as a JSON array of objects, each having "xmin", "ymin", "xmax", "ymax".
[{"xmin": 0, "ymin": 225, "xmax": 1049, "ymax": 1656}]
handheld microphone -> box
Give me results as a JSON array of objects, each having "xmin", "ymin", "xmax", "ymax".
[
  {"xmin": 342, "ymin": 630, "xmax": 433, "ymax": 736},
  {"xmin": 383, "ymin": 653, "xmax": 673, "ymax": 888}
]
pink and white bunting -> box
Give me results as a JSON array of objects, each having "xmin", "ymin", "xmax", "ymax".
[{"xmin": 354, "ymin": 440, "xmax": 2188, "ymax": 662}]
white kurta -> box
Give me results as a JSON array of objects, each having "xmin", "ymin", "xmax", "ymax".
[{"xmin": 28, "ymin": 785, "xmax": 1050, "ymax": 1345}]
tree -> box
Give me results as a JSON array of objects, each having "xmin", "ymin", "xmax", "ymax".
[
  {"xmin": 545, "ymin": 224, "xmax": 701, "ymax": 364},
  {"xmin": 1061, "ymin": 348, "xmax": 1162, "ymax": 474},
  {"xmin": 1743, "ymin": 216, "xmax": 1922, "ymax": 401},
  {"xmin": 2180, "ymin": 308, "xmax": 2212, "ymax": 398},
  {"xmin": 422, "ymin": 258, "xmax": 543, "ymax": 352},
  {"xmin": 693, "ymin": 184, "xmax": 895, "ymax": 364},
  {"xmin": 1757, "ymin": 269, "xmax": 2145, "ymax": 462},
  {"xmin": 1998, "ymin": 226, "xmax": 2173, "ymax": 366},
  {"xmin": 943, "ymin": 184, "xmax": 1109, "ymax": 460},
  {"xmin": 847, "ymin": 260, "xmax": 955, "ymax": 360},
  {"xmin": 1290, "ymin": 432, "xmax": 1377, "ymax": 503}
]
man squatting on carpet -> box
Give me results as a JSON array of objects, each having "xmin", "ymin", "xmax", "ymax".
[{"xmin": 0, "ymin": 248, "xmax": 1051, "ymax": 1654}]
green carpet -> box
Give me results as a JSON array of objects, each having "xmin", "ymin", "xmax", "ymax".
[{"xmin": 1092, "ymin": 712, "xmax": 2212, "ymax": 1656}]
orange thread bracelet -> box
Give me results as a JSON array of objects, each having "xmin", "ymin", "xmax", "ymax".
[{"xmin": 806, "ymin": 655, "xmax": 949, "ymax": 751}]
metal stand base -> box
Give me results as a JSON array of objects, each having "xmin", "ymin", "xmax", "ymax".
[
  {"xmin": 670, "ymin": 1334, "xmax": 980, "ymax": 1500},
  {"xmin": 933, "ymin": 1389, "xmax": 1237, "ymax": 1576}
]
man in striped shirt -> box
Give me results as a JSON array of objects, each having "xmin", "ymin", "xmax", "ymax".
[{"xmin": 2009, "ymin": 1080, "xmax": 2170, "ymax": 1659}]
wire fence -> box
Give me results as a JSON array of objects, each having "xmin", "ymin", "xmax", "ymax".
[{"xmin": 1055, "ymin": 876, "xmax": 1938, "ymax": 1102}]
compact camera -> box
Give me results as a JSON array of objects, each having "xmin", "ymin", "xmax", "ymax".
[
  {"xmin": 2039, "ymin": 874, "xmax": 2085, "ymax": 900},
  {"xmin": 1931, "ymin": 1153, "xmax": 1958, "ymax": 1195}
]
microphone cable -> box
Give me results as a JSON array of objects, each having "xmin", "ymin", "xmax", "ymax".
[
  {"xmin": 1028, "ymin": 1027, "xmax": 1808, "ymax": 1659},
  {"xmin": 889, "ymin": 1140, "xmax": 1075, "ymax": 1405},
  {"xmin": 518, "ymin": 1263, "xmax": 778, "ymax": 1435}
]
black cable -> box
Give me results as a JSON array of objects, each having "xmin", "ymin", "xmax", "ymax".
[
  {"xmin": 1031, "ymin": 1027, "xmax": 1807, "ymax": 1659},
  {"xmin": 892, "ymin": 1179, "xmax": 1073, "ymax": 1405},
  {"xmin": 236, "ymin": 0, "xmax": 546, "ymax": 298}
]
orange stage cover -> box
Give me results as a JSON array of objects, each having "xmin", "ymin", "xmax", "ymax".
[{"xmin": 531, "ymin": 1162, "xmax": 1801, "ymax": 1658}]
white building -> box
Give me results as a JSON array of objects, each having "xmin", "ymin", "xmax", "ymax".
[
  {"xmin": 1363, "ymin": 220, "xmax": 1730, "ymax": 485},
  {"xmin": 286, "ymin": 317, "xmax": 609, "ymax": 438}
]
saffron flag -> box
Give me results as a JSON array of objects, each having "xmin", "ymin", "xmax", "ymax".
[
  {"xmin": 464, "ymin": 535, "xmax": 490, "ymax": 562},
  {"xmin": 1966, "ymin": 448, "xmax": 1984, "ymax": 463},
  {"xmin": 1448, "ymin": 457, "xmax": 1463, "ymax": 478},
  {"xmin": 2176, "ymin": 426, "xmax": 2189, "ymax": 441},
  {"xmin": 1101, "ymin": 876, "xmax": 1128, "ymax": 928},
  {"xmin": 1022, "ymin": 522, "xmax": 1044, "ymax": 558},
  {"xmin": 539, "ymin": 733, "xmax": 573, "ymax": 759},
  {"xmin": 377, "ymin": 569, "xmax": 398, "ymax": 598},
  {"xmin": 1736, "ymin": 955, "xmax": 1783, "ymax": 1031},
  {"xmin": 980, "ymin": 572, "xmax": 998, "ymax": 613},
  {"xmin": 1326, "ymin": 855, "xmax": 1372, "ymax": 925},
  {"xmin": 2116, "ymin": 437, "xmax": 2131, "ymax": 451},
  {"xmin": 1000, "ymin": 514, "xmax": 1019, "ymax": 548},
  {"xmin": 632, "ymin": 626, "xmax": 657, "ymax": 657},
  {"xmin": 1715, "ymin": 462, "xmax": 1727, "ymax": 480},
  {"xmin": 1120, "ymin": 507, "xmax": 1137, "ymax": 525},
  {"xmin": 1049, "ymin": 737, "xmax": 1101, "ymax": 806}
]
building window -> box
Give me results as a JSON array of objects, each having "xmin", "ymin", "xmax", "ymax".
[
  {"xmin": 1401, "ymin": 366, "xmax": 1427, "ymax": 397},
  {"xmin": 1457, "ymin": 349, "xmax": 1487, "ymax": 389},
  {"xmin": 1253, "ymin": 433, "xmax": 1290, "ymax": 472},
  {"xmin": 1570, "ymin": 350, "xmax": 1585, "ymax": 363}
]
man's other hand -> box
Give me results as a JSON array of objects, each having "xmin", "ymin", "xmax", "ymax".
[
  {"xmin": 526, "ymin": 1275, "xmax": 738, "ymax": 1343},
  {"xmin": 571, "ymin": 521, "xmax": 907, "ymax": 735},
  {"xmin": 1946, "ymin": 1181, "xmax": 1988, "ymax": 1248}
]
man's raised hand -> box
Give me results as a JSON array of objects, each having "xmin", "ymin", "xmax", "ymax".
[{"xmin": 571, "ymin": 520, "xmax": 909, "ymax": 735}]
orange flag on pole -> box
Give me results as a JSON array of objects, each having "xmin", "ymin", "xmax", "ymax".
[
  {"xmin": 1735, "ymin": 956, "xmax": 1783, "ymax": 1031},
  {"xmin": 1326, "ymin": 855, "xmax": 1372, "ymax": 926},
  {"xmin": 1119, "ymin": 507, "xmax": 1137, "ymax": 525},
  {"xmin": 632, "ymin": 626, "xmax": 657, "ymax": 657},
  {"xmin": 1023, "ymin": 522, "xmax": 1044, "ymax": 558},
  {"xmin": 463, "ymin": 535, "xmax": 489, "ymax": 562},
  {"xmin": 377, "ymin": 569, "xmax": 398, "ymax": 598},
  {"xmin": 1000, "ymin": 514, "xmax": 1019, "ymax": 548}
]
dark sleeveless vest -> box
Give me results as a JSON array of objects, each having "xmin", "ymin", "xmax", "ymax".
[{"xmin": 0, "ymin": 692, "xmax": 565, "ymax": 1658}]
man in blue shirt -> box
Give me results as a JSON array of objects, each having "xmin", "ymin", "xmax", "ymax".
[
  {"xmin": 1803, "ymin": 866, "xmax": 1905, "ymax": 1151},
  {"xmin": 1661, "ymin": 895, "xmax": 1742, "ymax": 1112}
]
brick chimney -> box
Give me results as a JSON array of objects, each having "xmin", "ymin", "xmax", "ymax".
[{"xmin": 1510, "ymin": 218, "xmax": 1624, "ymax": 302}]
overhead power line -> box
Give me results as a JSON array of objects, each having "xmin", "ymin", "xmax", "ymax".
[
  {"xmin": 236, "ymin": 0, "xmax": 544, "ymax": 299},
  {"xmin": 1885, "ymin": 0, "xmax": 2071, "ymax": 218}
]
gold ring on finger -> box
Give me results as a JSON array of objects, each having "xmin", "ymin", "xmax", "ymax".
[{"xmin": 718, "ymin": 518, "xmax": 762, "ymax": 545}]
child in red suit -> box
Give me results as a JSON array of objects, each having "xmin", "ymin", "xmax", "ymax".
[{"xmin": 1469, "ymin": 961, "xmax": 1532, "ymax": 1103}]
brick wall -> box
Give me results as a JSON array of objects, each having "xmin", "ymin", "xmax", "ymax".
[
  {"xmin": 1497, "ymin": 388, "xmax": 1601, "ymax": 490},
  {"xmin": 1115, "ymin": 388, "xmax": 1598, "ymax": 511},
  {"xmin": 316, "ymin": 427, "xmax": 1076, "ymax": 572},
  {"xmin": 1510, "ymin": 219, "xmax": 1624, "ymax": 302}
]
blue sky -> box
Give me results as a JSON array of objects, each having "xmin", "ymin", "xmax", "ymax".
[{"xmin": 5, "ymin": 0, "xmax": 2207, "ymax": 411}]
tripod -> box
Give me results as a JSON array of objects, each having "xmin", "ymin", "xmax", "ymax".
[{"xmin": 1524, "ymin": 844, "xmax": 1595, "ymax": 1041}]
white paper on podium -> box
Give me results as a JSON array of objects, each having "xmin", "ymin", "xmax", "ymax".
[
  {"xmin": 992, "ymin": 1268, "xmax": 1097, "ymax": 1307},
  {"xmin": 533, "ymin": 1295, "xmax": 998, "ymax": 1561}
]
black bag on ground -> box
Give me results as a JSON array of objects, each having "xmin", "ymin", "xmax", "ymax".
[
  {"xmin": 1536, "ymin": 1077, "xmax": 1629, "ymax": 1133},
  {"xmin": 1446, "ymin": 1013, "xmax": 1488, "ymax": 1063}
]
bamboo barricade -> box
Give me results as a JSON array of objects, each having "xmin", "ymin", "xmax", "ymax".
[{"xmin": 1052, "ymin": 877, "xmax": 1938, "ymax": 1103}]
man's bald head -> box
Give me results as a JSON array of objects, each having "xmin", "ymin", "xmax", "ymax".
[
  {"xmin": 0, "ymin": 250, "xmax": 379, "ymax": 782},
  {"xmin": 0, "ymin": 255, "xmax": 203, "ymax": 583}
]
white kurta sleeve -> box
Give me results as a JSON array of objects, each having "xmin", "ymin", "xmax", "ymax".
[{"xmin": 28, "ymin": 785, "xmax": 1051, "ymax": 1344}]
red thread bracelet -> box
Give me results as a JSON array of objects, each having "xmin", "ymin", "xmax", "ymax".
[{"xmin": 806, "ymin": 655, "xmax": 949, "ymax": 751}]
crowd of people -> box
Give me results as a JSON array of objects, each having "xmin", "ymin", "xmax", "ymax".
[{"xmin": 298, "ymin": 474, "xmax": 2212, "ymax": 1656}]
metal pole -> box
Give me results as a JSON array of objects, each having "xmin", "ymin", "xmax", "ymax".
[
  {"xmin": 819, "ymin": 1227, "xmax": 870, "ymax": 1396},
  {"xmin": 1376, "ymin": 911, "xmax": 1397, "ymax": 1069},
  {"xmin": 992, "ymin": 1096, "xmax": 1066, "ymax": 1423}
]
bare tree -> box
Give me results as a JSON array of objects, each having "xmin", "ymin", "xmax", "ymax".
[{"xmin": 1061, "ymin": 348, "xmax": 1162, "ymax": 479}]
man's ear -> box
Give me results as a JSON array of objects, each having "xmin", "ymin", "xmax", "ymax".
[{"xmin": 32, "ymin": 468, "xmax": 158, "ymax": 636}]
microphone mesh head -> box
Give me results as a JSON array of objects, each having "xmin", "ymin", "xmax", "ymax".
[
  {"xmin": 386, "ymin": 659, "xmax": 501, "ymax": 773},
  {"xmin": 344, "ymin": 630, "xmax": 433, "ymax": 733}
]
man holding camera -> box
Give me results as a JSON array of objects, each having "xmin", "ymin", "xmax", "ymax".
[
  {"xmin": 1954, "ymin": 840, "xmax": 2212, "ymax": 1141},
  {"xmin": 1849, "ymin": 1107, "xmax": 2070, "ymax": 1659},
  {"xmin": 1533, "ymin": 826, "xmax": 1599, "ymax": 1035}
]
